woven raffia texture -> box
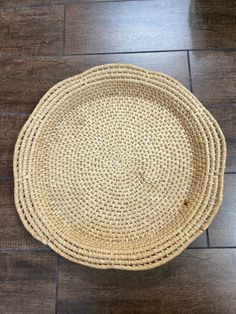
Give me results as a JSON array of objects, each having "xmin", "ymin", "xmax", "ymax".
[{"xmin": 14, "ymin": 64, "xmax": 226, "ymax": 270}]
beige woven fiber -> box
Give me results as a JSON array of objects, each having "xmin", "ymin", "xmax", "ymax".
[{"xmin": 14, "ymin": 64, "xmax": 226, "ymax": 270}]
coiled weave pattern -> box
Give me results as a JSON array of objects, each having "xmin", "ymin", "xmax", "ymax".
[{"xmin": 14, "ymin": 64, "xmax": 226, "ymax": 270}]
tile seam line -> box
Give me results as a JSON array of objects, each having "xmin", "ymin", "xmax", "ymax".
[
  {"xmin": 187, "ymin": 50, "xmax": 193, "ymax": 93},
  {"xmin": 206, "ymin": 229, "xmax": 210, "ymax": 247},
  {"xmin": 55, "ymin": 255, "xmax": 60, "ymax": 314},
  {"xmin": 0, "ymin": 48, "xmax": 236, "ymax": 61},
  {"xmin": 188, "ymin": 247, "xmax": 236, "ymax": 250},
  {"xmin": 64, "ymin": 48, "xmax": 236, "ymax": 55}
]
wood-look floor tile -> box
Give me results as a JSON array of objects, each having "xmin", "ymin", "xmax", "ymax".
[
  {"xmin": 58, "ymin": 249, "xmax": 236, "ymax": 314},
  {"xmin": 0, "ymin": 52, "xmax": 189, "ymax": 113},
  {"xmin": 206, "ymin": 103, "xmax": 236, "ymax": 172},
  {"xmin": 0, "ymin": 252, "xmax": 56, "ymax": 314},
  {"xmin": 0, "ymin": 180, "xmax": 45, "ymax": 249},
  {"xmin": 0, "ymin": 0, "xmax": 121, "ymax": 7},
  {"xmin": 208, "ymin": 174, "xmax": 236, "ymax": 247},
  {"xmin": 65, "ymin": 1, "xmax": 236, "ymax": 54},
  {"xmin": 189, "ymin": 232, "xmax": 207, "ymax": 248},
  {"xmin": 0, "ymin": 113, "xmax": 29, "ymax": 177},
  {"xmin": 190, "ymin": 51, "xmax": 236, "ymax": 106},
  {"xmin": 0, "ymin": 0, "xmax": 53, "ymax": 6},
  {"xmin": 0, "ymin": 5, "xmax": 64, "ymax": 57}
]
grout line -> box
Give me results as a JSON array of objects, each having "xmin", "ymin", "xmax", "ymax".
[
  {"xmin": 206, "ymin": 229, "xmax": 210, "ymax": 247},
  {"xmin": 0, "ymin": 48, "xmax": 236, "ymax": 61},
  {"xmin": 55, "ymin": 255, "xmax": 60, "ymax": 314},
  {"xmin": 188, "ymin": 246, "xmax": 236, "ymax": 250},
  {"xmin": 77, "ymin": 0, "xmax": 171, "ymax": 4},
  {"xmin": 80, "ymin": 0, "xmax": 157, "ymax": 3},
  {"xmin": 64, "ymin": 50, "xmax": 184, "ymax": 56},
  {"xmin": 187, "ymin": 50, "xmax": 193, "ymax": 93},
  {"xmin": 63, "ymin": 47, "xmax": 236, "ymax": 56}
]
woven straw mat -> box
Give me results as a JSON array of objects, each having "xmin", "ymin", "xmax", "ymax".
[{"xmin": 14, "ymin": 64, "xmax": 226, "ymax": 270}]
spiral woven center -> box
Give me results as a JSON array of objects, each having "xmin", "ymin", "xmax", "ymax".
[{"xmin": 30, "ymin": 81, "xmax": 203, "ymax": 249}]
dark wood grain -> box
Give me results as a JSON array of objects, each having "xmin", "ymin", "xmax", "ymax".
[
  {"xmin": 206, "ymin": 103, "xmax": 236, "ymax": 172},
  {"xmin": 58, "ymin": 249, "xmax": 236, "ymax": 314},
  {"xmin": 0, "ymin": 5, "xmax": 64, "ymax": 57},
  {"xmin": 0, "ymin": 252, "xmax": 56, "ymax": 314},
  {"xmin": 0, "ymin": 1, "xmax": 236, "ymax": 312},
  {"xmin": 0, "ymin": 0, "xmax": 56, "ymax": 6},
  {"xmin": 189, "ymin": 232, "xmax": 207, "ymax": 248},
  {"xmin": 65, "ymin": 1, "xmax": 236, "ymax": 54},
  {"xmin": 0, "ymin": 52, "xmax": 189, "ymax": 113},
  {"xmin": 0, "ymin": 113, "xmax": 29, "ymax": 177},
  {"xmin": 208, "ymin": 174, "xmax": 236, "ymax": 247},
  {"xmin": 0, "ymin": 0, "xmax": 119, "ymax": 7},
  {"xmin": 0, "ymin": 180, "xmax": 46, "ymax": 248},
  {"xmin": 190, "ymin": 51, "xmax": 236, "ymax": 105}
]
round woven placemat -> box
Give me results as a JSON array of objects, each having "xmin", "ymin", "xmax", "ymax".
[{"xmin": 14, "ymin": 64, "xmax": 226, "ymax": 270}]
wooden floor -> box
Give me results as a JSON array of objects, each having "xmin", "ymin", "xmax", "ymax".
[{"xmin": 0, "ymin": 0, "xmax": 236, "ymax": 313}]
